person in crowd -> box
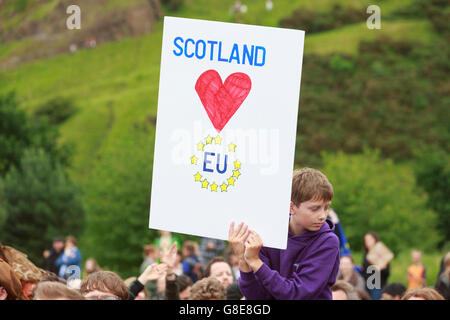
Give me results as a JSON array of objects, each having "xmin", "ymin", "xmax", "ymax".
[
  {"xmin": 331, "ymin": 280, "xmax": 360, "ymax": 300},
  {"xmin": 401, "ymin": 287, "xmax": 445, "ymax": 300},
  {"xmin": 166, "ymin": 274, "xmax": 193, "ymax": 300},
  {"xmin": 80, "ymin": 270, "xmax": 129, "ymax": 300},
  {"xmin": 361, "ymin": 231, "xmax": 390, "ymax": 300},
  {"xmin": 154, "ymin": 230, "xmax": 179, "ymax": 252},
  {"xmin": 84, "ymin": 258, "xmax": 102, "ymax": 277},
  {"xmin": 128, "ymin": 263, "xmax": 168, "ymax": 300},
  {"xmin": 190, "ymin": 277, "xmax": 226, "ymax": 300},
  {"xmin": 139, "ymin": 244, "xmax": 161, "ymax": 299},
  {"xmin": 203, "ymin": 257, "xmax": 233, "ymax": 290},
  {"xmin": 182, "ymin": 240, "xmax": 202, "ymax": 283},
  {"xmin": 381, "ymin": 282, "xmax": 406, "ymax": 300},
  {"xmin": 1, "ymin": 243, "xmax": 47, "ymax": 299},
  {"xmin": 124, "ymin": 277, "xmax": 147, "ymax": 300},
  {"xmin": 230, "ymin": 168, "xmax": 340, "ymax": 300},
  {"xmin": 162, "ymin": 242, "xmax": 193, "ymax": 300},
  {"xmin": 33, "ymin": 281, "xmax": 85, "ymax": 300},
  {"xmin": 337, "ymin": 255, "xmax": 365, "ymax": 292},
  {"xmin": 435, "ymin": 253, "xmax": 446, "ymax": 287},
  {"xmin": 199, "ymin": 237, "xmax": 225, "ymax": 265},
  {"xmin": 43, "ymin": 237, "xmax": 65, "ymax": 275},
  {"xmin": 407, "ymin": 249, "xmax": 427, "ymax": 289},
  {"xmin": 435, "ymin": 251, "xmax": 450, "ymax": 299},
  {"xmin": 224, "ymin": 247, "xmax": 240, "ymax": 280},
  {"xmin": 55, "ymin": 236, "xmax": 81, "ymax": 280},
  {"xmin": 226, "ymin": 282, "xmax": 243, "ymax": 300},
  {"xmin": 41, "ymin": 271, "xmax": 67, "ymax": 284},
  {"xmin": 356, "ymin": 289, "xmax": 371, "ymax": 300},
  {"xmin": 0, "ymin": 258, "xmax": 23, "ymax": 300},
  {"xmin": 140, "ymin": 244, "xmax": 160, "ymax": 273}
]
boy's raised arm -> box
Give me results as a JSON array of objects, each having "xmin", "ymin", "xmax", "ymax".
[
  {"xmin": 249, "ymin": 234, "xmax": 340, "ymax": 300},
  {"xmin": 229, "ymin": 222, "xmax": 272, "ymax": 300}
]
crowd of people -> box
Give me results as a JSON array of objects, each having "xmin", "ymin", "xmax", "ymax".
[{"xmin": 1, "ymin": 168, "xmax": 449, "ymax": 300}]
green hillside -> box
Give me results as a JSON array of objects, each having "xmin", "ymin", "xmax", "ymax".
[{"xmin": 1, "ymin": 0, "xmax": 448, "ymax": 278}]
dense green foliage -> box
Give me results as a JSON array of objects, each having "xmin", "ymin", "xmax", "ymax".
[
  {"xmin": 280, "ymin": 4, "xmax": 366, "ymax": 33},
  {"xmin": 322, "ymin": 150, "xmax": 440, "ymax": 254},
  {"xmin": 1, "ymin": 149, "xmax": 84, "ymax": 266},
  {"xmin": 414, "ymin": 148, "xmax": 450, "ymax": 246},
  {"xmin": 0, "ymin": 92, "xmax": 70, "ymax": 176},
  {"xmin": 296, "ymin": 36, "xmax": 449, "ymax": 166}
]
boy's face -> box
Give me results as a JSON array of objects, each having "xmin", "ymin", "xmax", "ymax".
[{"xmin": 290, "ymin": 198, "xmax": 331, "ymax": 233}]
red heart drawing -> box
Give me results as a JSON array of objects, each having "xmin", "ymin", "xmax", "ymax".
[{"xmin": 195, "ymin": 70, "xmax": 251, "ymax": 133}]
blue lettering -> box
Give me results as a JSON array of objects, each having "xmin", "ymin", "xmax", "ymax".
[
  {"xmin": 218, "ymin": 42, "xmax": 228, "ymax": 62},
  {"xmin": 254, "ymin": 46, "xmax": 266, "ymax": 67},
  {"xmin": 195, "ymin": 40, "xmax": 206, "ymax": 59},
  {"xmin": 228, "ymin": 44, "xmax": 240, "ymax": 64},
  {"xmin": 203, "ymin": 152, "xmax": 215, "ymax": 173},
  {"xmin": 173, "ymin": 37, "xmax": 183, "ymax": 56},
  {"xmin": 216, "ymin": 154, "xmax": 228, "ymax": 174},
  {"xmin": 185, "ymin": 38, "xmax": 195, "ymax": 58},
  {"xmin": 243, "ymin": 45, "xmax": 254, "ymax": 65},
  {"xmin": 207, "ymin": 40, "xmax": 218, "ymax": 61}
]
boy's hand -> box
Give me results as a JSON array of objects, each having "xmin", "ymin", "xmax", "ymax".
[
  {"xmin": 228, "ymin": 221, "xmax": 251, "ymax": 272},
  {"xmin": 228, "ymin": 222, "xmax": 249, "ymax": 258},
  {"xmin": 244, "ymin": 231, "xmax": 263, "ymax": 272}
]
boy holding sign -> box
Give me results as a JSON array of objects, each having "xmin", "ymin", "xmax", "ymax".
[{"xmin": 229, "ymin": 168, "xmax": 340, "ymax": 300}]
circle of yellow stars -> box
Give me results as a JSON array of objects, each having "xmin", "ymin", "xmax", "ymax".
[{"xmin": 190, "ymin": 135, "xmax": 241, "ymax": 192}]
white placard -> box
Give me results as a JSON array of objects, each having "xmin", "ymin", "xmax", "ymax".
[{"xmin": 149, "ymin": 17, "xmax": 304, "ymax": 249}]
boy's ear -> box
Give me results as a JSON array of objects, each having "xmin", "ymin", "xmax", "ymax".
[{"xmin": 289, "ymin": 201, "xmax": 295, "ymax": 215}]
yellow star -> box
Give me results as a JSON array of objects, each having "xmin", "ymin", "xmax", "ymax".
[
  {"xmin": 197, "ymin": 142, "xmax": 204, "ymax": 151},
  {"xmin": 194, "ymin": 172, "xmax": 202, "ymax": 181},
  {"xmin": 210, "ymin": 182, "xmax": 218, "ymax": 192},
  {"xmin": 234, "ymin": 160, "xmax": 241, "ymax": 169},
  {"xmin": 220, "ymin": 183, "xmax": 228, "ymax": 192},
  {"xmin": 233, "ymin": 170, "xmax": 241, "ymax": 179},
  {"xmin": 214, "ymin": 136, "xmax": 222, "ymax": 145},
  {"xmin": 227, "ymin": 177, "xmax": 235, "ymax": 186},
  {"xmin": 191, "ymin": 155, "xmax": 198, "ymax": 164},
  {"xmin": 228, "ymin": 143, "xmax": 236, "ymax": 152},
  {"xmin": 206, "ymin": 135, "xmax": 213, "ymax": 144},
  {"xmin": 201, "ymin": 179, "xmax": 209, "ymax": 189}
]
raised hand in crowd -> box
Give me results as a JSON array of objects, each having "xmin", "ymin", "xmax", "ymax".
[
  {"xmin": 162, "ymin": 242, "xmax": 178, "ymax": 280},
  {"xmin": 138, "ymin": 263, "xmax": 168, "ymax": 285}
]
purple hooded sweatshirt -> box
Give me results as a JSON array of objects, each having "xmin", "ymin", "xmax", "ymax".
[{"xmin": 239, "ymin": 219, "xmax": 340, "ymax": 300}]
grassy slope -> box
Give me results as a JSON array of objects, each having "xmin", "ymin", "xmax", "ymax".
[{"xmin": 1, "ymin": 0, "xmax": 445, "ymax": 279}]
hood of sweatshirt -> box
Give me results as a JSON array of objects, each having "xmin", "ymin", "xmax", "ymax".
[{"xmin": 286, "ymin": 218, "xmax": 336, "ymax": 250}]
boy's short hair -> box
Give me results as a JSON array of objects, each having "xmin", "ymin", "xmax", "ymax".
[
  {"xmin": 80, "ymin": 271, "xmax": 129, "ymax": 300},
  {"xmin": 291, "ymin": 168, "xmax": 333, "ymax": 205},
  {"xmin": 190, "ymin": 277, "xmax": 226, "ymax": 300},
  {"xmin": 33, "ymin": 281, "xmax": 85, "ymax": 300}
]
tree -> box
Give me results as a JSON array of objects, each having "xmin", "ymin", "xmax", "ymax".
[
  {"xmin": 320, "ymin": 149, "xmax": 440, "ymax": 254},
  {"xmin": 0, "ymin": 91, "xmax": 70, "ymax": 176},
  {"xmin": 414, "ymin": 148, "xmax": 450, "ymax": 247},
  {"xmin": 0, "ymin": 149, "xmax": 84, "ymax": 266}
]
